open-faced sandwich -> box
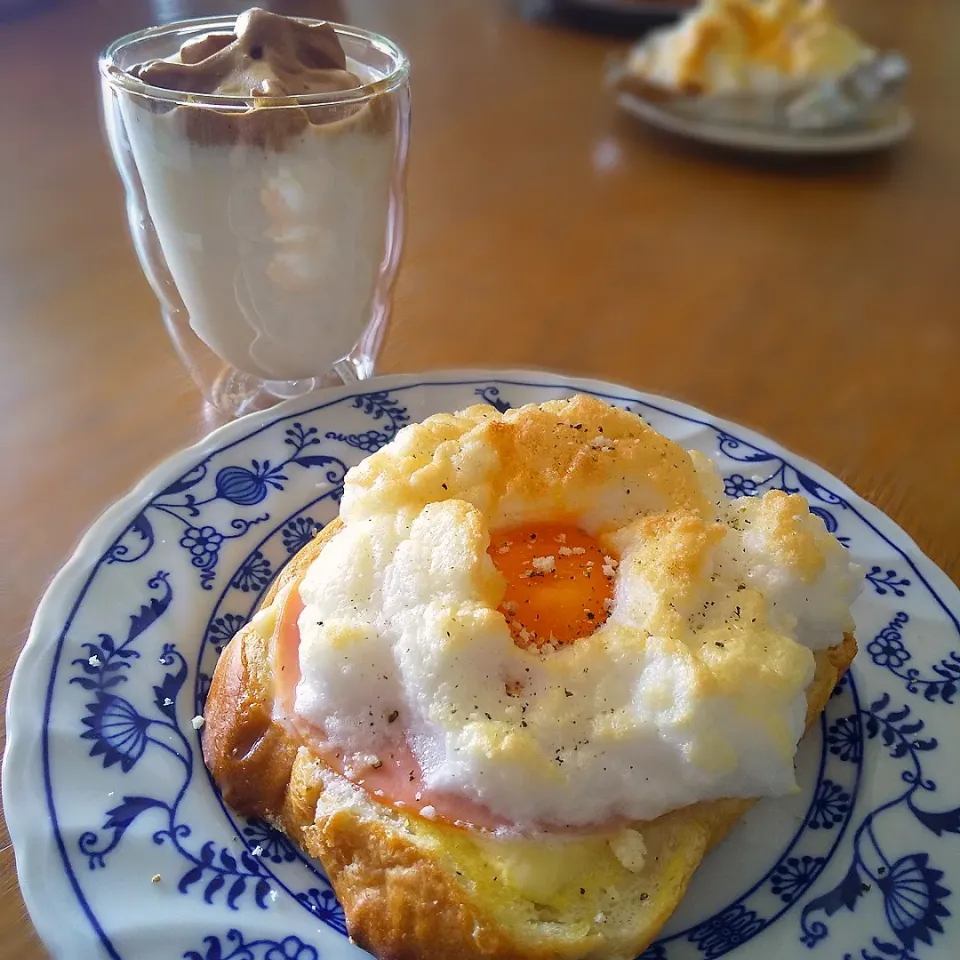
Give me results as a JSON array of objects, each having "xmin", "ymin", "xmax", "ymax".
[
  {"xmin": 613, "ymin": 0, "xmax": 875, "ymax": 100},
  {"xmin": 203, "ymin": 395, "xmax": 861, "ymax": 960}
]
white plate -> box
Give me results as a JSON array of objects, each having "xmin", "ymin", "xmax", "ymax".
[
  {"xmin": 617, "ymin": 92, "xmax": 914, "ymax": 155},
  {"xmin": 5, "ymin": 370, "xmax": 960, "ymax": 960}
]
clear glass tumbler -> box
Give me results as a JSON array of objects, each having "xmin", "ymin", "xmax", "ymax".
[{"xmin": 99, "ymin": 18, "xmax": 410, "ymax": 418}]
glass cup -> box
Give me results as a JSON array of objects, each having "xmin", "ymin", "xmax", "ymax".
[{"xmin": 99, "ymin": 18, "xmax": 410, "ymax": 418}]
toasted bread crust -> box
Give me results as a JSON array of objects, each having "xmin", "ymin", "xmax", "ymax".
[
  {"xmin": 201, "ymin": 519, "xmax": 343, "ymax": 815},
  {"xmin": 203, "ymin": 523, "xmax": 856, "ymax": 960}
]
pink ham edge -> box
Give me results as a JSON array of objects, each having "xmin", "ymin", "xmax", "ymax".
[{"xmin": 271, "ymin": 578, "xmax": 508, "ymax": 831}]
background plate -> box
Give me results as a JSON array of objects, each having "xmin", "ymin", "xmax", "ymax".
[
  {"xmin": 617, "ymin": 92, "xmax": 914, "ymax": 155},
  {"xmin": 5, "ymin": 370, "xmax": 959, "ymax": 960}
]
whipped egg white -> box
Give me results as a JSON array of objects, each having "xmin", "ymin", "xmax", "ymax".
[{"xmin": 292, "ymin": 397, "xmax": 862, "ymax": 829}]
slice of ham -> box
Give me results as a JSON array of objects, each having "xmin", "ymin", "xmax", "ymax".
[{"xmin": 271, "ymin": 581, "xmax": 508, "ymax": 831}]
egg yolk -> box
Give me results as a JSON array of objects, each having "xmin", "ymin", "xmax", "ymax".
[{"xmin": 488, "ymin": 523, "xmax": 616, "ymax": 649}]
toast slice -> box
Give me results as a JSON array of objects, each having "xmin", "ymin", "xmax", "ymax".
[{"xmin": 203, "ymin": 520, "xmax": 856, "ymax": 960}]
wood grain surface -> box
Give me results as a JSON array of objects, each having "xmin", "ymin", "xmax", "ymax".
[{"xmin": 1, "ymin": 0, "xmax": 957, "ymax": 955}]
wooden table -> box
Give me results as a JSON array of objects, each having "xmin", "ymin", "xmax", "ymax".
[{"xmin": 1, "ymin": 0, "xmax": 957, "ymax": 954}]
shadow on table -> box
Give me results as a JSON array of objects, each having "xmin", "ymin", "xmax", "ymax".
[
  {"xmin": 518, "ymin": 0, "xmax": 682, "ymax": 37},
  {"xmin": 0, "ymin": 0, "xmax": 59, "ymax": 24}
]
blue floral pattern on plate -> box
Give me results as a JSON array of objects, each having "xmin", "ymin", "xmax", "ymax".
[
  {"xmin": 5, "ymin": 372, "xmax": 959, "ymax": 960},
  {"xmin": 184, "ymin": 930, "xmax": 319, "ymax": 960}
]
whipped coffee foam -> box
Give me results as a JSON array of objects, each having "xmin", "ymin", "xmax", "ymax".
[{"xmin": 133, "ymin": 8, "xmax": 362, "ymax": 99}]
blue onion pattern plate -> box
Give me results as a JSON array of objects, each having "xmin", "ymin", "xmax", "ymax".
[{"xmin": 4, "ymin": 370, "xmax": 960, "ymax": 960}]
